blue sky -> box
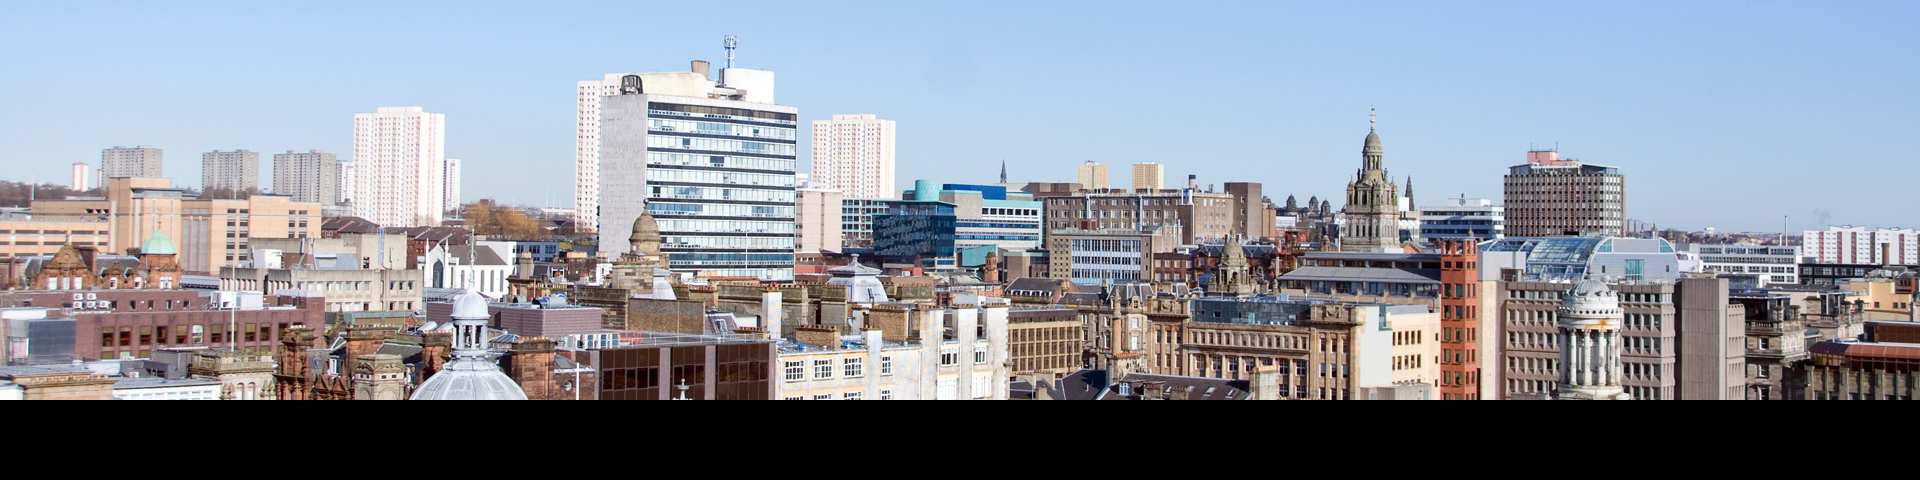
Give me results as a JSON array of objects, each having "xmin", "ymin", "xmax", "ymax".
[{"xmin": 3, "ymin": 1, "xmax": 1915, "ymax": 233}]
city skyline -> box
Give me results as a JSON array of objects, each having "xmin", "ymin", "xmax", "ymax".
[{"xmin": 1, "ymin": 2, "xmax": 1915, "ymax": 233}]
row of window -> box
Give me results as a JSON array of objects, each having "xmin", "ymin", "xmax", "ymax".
[
  {"xmin": 784, "ymin": 356, "xmax": 893, "ymax": 381},
  {"xmin": 648, "ymin": 152, "xmax": 796, "ymax": 172},
  {"xmin": 649, "ymin": 135, "xmax": 796, "ymax": 156}
]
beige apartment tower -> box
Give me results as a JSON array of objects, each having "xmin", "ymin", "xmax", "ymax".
[
  {"xmin": 202, "ymin": 150, "xmax": 260, "ymax": 194},
  {"xmin": 1132, "ymin": 163, "xmax": 1165, "ymax": 191},
  {"xmin": 272, "ymin": 150, "xmax": 339, "ymax": 205},
  {"xmin": 100, "ymin": 146, "xmax": 162, "ymax": 186},
  {"xmin": 1077, "ymin": 161, "xmax": 1109, "ymax": 190},
  {"xmin": 71, "ymin": 162, "xmax": 92, "ymax": 191},
  {"xmin": 352, "ymin": 107, "xmax": 447, "ymax": 228},
  {"xmin": 810, "ymin": 114, "xmax": 896, "ymax": 199}
]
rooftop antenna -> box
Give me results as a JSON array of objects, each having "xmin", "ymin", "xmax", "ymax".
[{"xmin": 724, "ymin": 35, "xmax": 738, "ymax": 69}]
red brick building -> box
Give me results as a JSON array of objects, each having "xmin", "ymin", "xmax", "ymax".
[{"xmin": 1437, "ymin": 239, "xmax": 1482, "ymax": 400}]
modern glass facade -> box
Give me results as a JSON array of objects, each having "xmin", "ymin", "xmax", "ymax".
[{"xmin": 872, "ymin": 202, "xmax": 956, "ymax": 268}]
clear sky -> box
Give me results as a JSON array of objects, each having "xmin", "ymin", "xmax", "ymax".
[{"xmin": 3, "ymin": 1, "xmax": 1915, "ymax": 233}]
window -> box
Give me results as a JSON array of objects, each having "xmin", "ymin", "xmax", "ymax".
[
  {"xmin": 972, "ymin": 375, "xmax": 992, "ymax": 399},
  {"xmin": 784, "ymin": 396, "xmax": 804, "ymax": 401},
  {"xmin": 940, "ymin": 347, "xmax": 959, "ymax": 366},
  {"xmin": 844, "ymin": 357, "xmax": 864, "ymax": 378},
  {"xmin": 783, "ymin": 361, "xmax": 804, "ymax": 382},
  {"xmin": 937, "ymin": 378, "xmax": 958, "ymax": 399},
  {"xmin": 974, "ymin": 346, "xmax": 988, "ymax": 364},
  {"xmin": 843, "ymin": 391, "xmax": 863, "ymax": 400},
  {"xmin": 879, "ymin": 389, "xmax": 892, "ymax": 400},
  {"xmin": 880, "ymin": 356, "xmax": 893, "ymax": 376},
  {"xmin": 813, "ymin": 359, "xmax": 834, "ymax": 379},
  {"xmin": 812, "ymin": 394, "xmax": 832, "ymax": 400}
]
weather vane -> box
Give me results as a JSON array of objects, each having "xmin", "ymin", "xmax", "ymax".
[{"xmin": 1369, "ymin": 105, "xmax": 1376, "ymax": 130}]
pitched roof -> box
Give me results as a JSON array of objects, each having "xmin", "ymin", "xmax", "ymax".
[
  {"xmin": 322, "ymin": 216, "xmax": 380, "ymax": 234},
  {"xmin": 1103, "ymin": 373, "xmax": 1251, "ymax": 400}
]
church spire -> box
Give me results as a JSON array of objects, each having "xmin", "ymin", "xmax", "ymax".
[{"xmin": 999, "ymin": 159, "xmax": 1008, "ymax": 184}]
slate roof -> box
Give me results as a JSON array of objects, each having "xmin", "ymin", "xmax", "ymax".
[
  {"xmin": 1277, "ymin": 266, "xmax": 1441, "ymax": 284},
  {"xmin": 322, "ymin": 216, "xmax": 380, "ymax": 235},
  {"xmin": 1102, "ymin": 373, "xmax": 1252, "ymax": 400},
  {"xmin": 1009, "ymin": 369, "xmax": 1110, "ymax": 401}
]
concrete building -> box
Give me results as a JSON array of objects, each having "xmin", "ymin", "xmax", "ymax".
[
  {"xmin": 592, "ymin": 62, "xmax": 798, "ymax": 281},
  {"xmin": 776, "ymin": 302, "xmax": 1010, "ymax": 400},
  {"xmin": 201, "ymin": 150, "xmax": 259, "ymax": 193},
  {"xmin": 0, "ymin": 218, "xmax": 110, "ymax": 262},
  {"xmin": 795, "ymin": 184, "xmax": 843, "ymax": 253},
  {"xmin": 1131, "ymin": 163, "xmax": 1164, "ymax": 191},
  {"xmin": 809, "ymin": 114, "xmax": 896, "ymax": 199},
  {"xmin": 1802, "ymin": 226, "xmax": 1919, "ymax": 266},
  {"xmin": 443, "ymin": 158, "xmax": 461, "ymax": 212},
  {"xmin": 1420, "ymin": 194, "xmax": 1504, "ymax": 240},
  {"xmin": 1340, "ymin": 123, "xmax": 1402, "ymax": 253},
  {"xmin": 1046, "ymin": 226, "xmax": 1182, "ymax": 285},
  {"xmin": 336, "ymin": 159, "xmax": 354, "ymax": 205},
  {"xmin": 270, "ymin": 150, "xmax": 339, "ymax": 205},
  {"xmin": 1683, "ymin": 243, "xmax": 1799, "ymax": 286},
  {"xmin": 100, "ymin": 146, "xmax": 162, "ymax": 187},
  {"xmin": 71, "ymin": 163, "xmax": 92, "ymax": 192},
  {"xmin": 351, "ymin": 106, "xmax": 447, "ymax": 228},
  {"xmin": 838, "ymin": 198, "xmax": 887, "ymax": 250},
  {"xmin": 1076, "ymin": 161, "xmax": 1108, "ymax": 190},
  {"xmin": 1502, "ymin": 149, "xmax": 1626, "ymax": 237}
]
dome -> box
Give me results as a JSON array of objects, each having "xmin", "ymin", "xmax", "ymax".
[
  {"xmin": 1559, "ymin": 278, "xmax": 1622, "ymax": 318},
  {"xmin": 140, "ymin": 230, "xmax": 177, "ymax": 256},
  {"xmin": 1363, "ymin": 129, "xmax": 1381, "ymax": 152},
  {"xmin": 629, "ymin": 210, "xmax": 662, "ymax": 256},
  {"xmin": 451, "ymin": 289, "xmax": 490, "ymax": 319},
  {"xmin": 410, "ymin": 361, "xmax": 529, "ymax": 401}
]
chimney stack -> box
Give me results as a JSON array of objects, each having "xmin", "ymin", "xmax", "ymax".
[{"xmin": 691, "ymin": 60, "xmax": 711, "ymax": 80}]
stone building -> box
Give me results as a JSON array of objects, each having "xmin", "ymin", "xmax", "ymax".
[
  {"xmin": 1804, "ymin": 321, "xmax": 1920, "ymax": 400},
  {"xmin": 1339, "ymin": 118, "xmax": 1402, "ymax": 253},
  {"xmin": 1553, "ymin": 279, "xmax": 1630, "ymax": 400}
]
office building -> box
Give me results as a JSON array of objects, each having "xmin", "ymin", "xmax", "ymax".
[
  {"xmin": 352, "ymin": 106, "xmax": 447, "ymax": 228},
  {"xmin": 100, "ymin": 146, "xmax": 162, "ymax": 187},
  {"xmin": 1340, "ymin": 124, "xmax": 1401, "ymax": 253},
  {"xmin": 810, "ymin": 114, "xmax": 896, "ymax": 199},
  {"xmin": 1683, "ymin": 243, "xmax": 1799, "ymax": 286},
  {"xmin": 444, "ymin": 158, "xmax": 461, "ymax": 212},
  {"xmin": 1420, "ymin": 195, "xmax": 1504, "ymax": 240},
  {"xmin": 1801, "ymin": 226, "xmax": 1919, "ymax": 265},
  {"xmin": 1076, "ymin": 161, "xmax": 1108, "ymax": 190},
  {"xmin": 873, "ymin": 181, "xmax": 1041, "ymax": 272},
  {"xmin": 594, "ymin": 61, "xmax": 798, "ymax": 281},
  {"xmin": 271, "ymin": 150, "xmax": 338, "ymax": 205},
  {"xmin": 1131, "ymin": 163, "xmax": 1164, "ymax": 191},
  {"xmin": 200, "ymin": 150, "xmax": 259, "ymax": 193},
  {"xmin": 70, "ymin": 163, "xmax": 91, "ymax": 191},
  {"xmin": 1046, "ymin": 226, "xmax": 1182, "ymax": 285},
  {"xmin": 1502, "ymin": 149, "xmax": 1626, "ymax": 237},
  {"xmin": 839, "ymin": 198, "xmax": 888, "ymax": 249},
  {"xmin": 29, "ymin": 177, "xmax": 322, "ymax": 274}
]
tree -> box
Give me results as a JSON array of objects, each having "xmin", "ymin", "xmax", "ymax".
[{"xmin": 463, "ymin": 200, "xmax": 551, "ymax": 241}]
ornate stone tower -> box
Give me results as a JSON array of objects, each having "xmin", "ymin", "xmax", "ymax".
[
  {"xmin": 1555, "ymin": 279, "xmax": 1630, "ymax": 400},
  {"xmin": 351, "ymin": 353, "xmax": 408, "ymax": 400},
  {"xmin": 192, "ymin": 349, "xmax": 277, "ymax": 400},
  {"xmin": 1209, "ymin": 236, "xmax": 1255, "ymax": 298},
  {"xmin": 1339, "ymin": 112, "xmax": 1402, "ymax": 253},
  {"xmin": 610, "ymin": 209, "xmax": 664, "ymax": 292}
]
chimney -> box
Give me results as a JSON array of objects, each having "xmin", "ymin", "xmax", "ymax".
[
  {"xmin": 794, "ymin": 326, "xmax": 839, "ymax": 350},
  {"xmin": 762, "ymin": 288, "xmax": 783, "ymax": 337},
  {"xmin": 516, "ymin": 251, "xmax": 534, "ymax": 279},
  {"xmin": 1249, "ymin": 365, "xmax": 1281, "ymax": 400},
  {"xmin": 506, "ymin": 337, "xmax": 557, "ymax": 400},
  {"xmin": 420, "ymin": 329, "xmax": 452, "ymax": 379},
  {"xmin": 691, "ymin": 60, "xmax": 711, "ymax": 79}
]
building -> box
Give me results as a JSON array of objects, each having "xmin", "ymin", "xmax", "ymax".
[
  {"xmin": 1683, "ymin": 243, "xmax": 1798, "ymax": 286},
  {"xmin": 1007, "ymin": 307, "xmax": 1080, "ymax": 378},
  {"xmin": 1131, "ymin": 163, "xmax": 1164, "ymax": 191},
  {"xmin": 776, "ymin": 302, "xmax": 1010, "ymax": 400},
  {"xmin": 70, "ymin": 163, "xmax": 92, "ymax": 191},
  {"xmin": 839, "ymin": 198, "xmax": 887, "ymax": 250},
  {"xmin": 1804, "ymin": 321, "xmax": 1920, "ymax": 400},
  {"xmin": 809, "ymin": 114, "xmax": 896, "ymax": 199},
  {"xmin": 1076, "ymin": 161, "xmax": 1108, "ymax": 190},
  {"xmin": 100, "ymin": 146, "xmax": 162, "ymax": 187},
  {"xmin": 411, "ymin": 290, "xmax": 529, "ymax": 400},
  {"xmin": 795, "ymin": 184, "xmax": 843, "ymax": 253},
  {"xmin": 1553, "ymin": 278, "xmax": 1631, "ymax": 400},
  {"xmin": 1730, "ymin": 290, "xmax": 1809, "ymax": 400},
  {"xmin": 1843, "ymin": 275, "xmax": 1912, "ymax": 321},
  {"xmin": 1181, "ymin": 296, "xmax": 1435, "ymax": 399},
  {"xmin": 874, "ymin": 181, "xmax": 1042, "ymax": 272},
  {"xmin": 422, "ymin": 244, "xmax": 513, "ymax": 298},
  {"xmin": 98, "ymin": 181, "xmax": 323, "ymax": 274},
  {"xmin": 352, "ymin": 106, "xmax": 447, "ymax": 228},
  {"xmin": 271, "ymin": 150, "xmax": 339, "ymax": 205},
  {"xmin": 1339, "ymin": 122, "xmax": 1402, "ymax": 253},
  {"xmin": 1436, "ymin": 239, "xmax": 1485, "ymax": 399},
  {"xmin": 1502, "ymin": 149, "xmax": 1626, "ymax": 237},
  {"xmin": 1420, "ymin": 195, "xmax": 1504, "ymax": 240},
  {"xmin": 1034, "ymin": 179, "xmax": 1240, "ymax": 245},
  {"xmin": 336, "ymin": 159, "xmax": 354, "ymax": 205},
  {"xmin": 0, "ymin": 217, "xmax": 110, "ymax": 263},
  {"xmin": 1223, "ymin": 182, "xmax": 1274, "ymax": 243},
  {"xmin": 592, "ymin": 62, "xmax": 798, "ymax": 281},
  {"xmin": 201, "ymin": 150, "xmax": 259, "ymax": 193},
  {"xmin": 443, "ymin": 158, "xmax": 461, "ymax": 212},
  {"xmin": 0, "ymin": 365, "xmax": 120, "ymax": 400},
  {"xmin": 1046, "ymin": 226, "xmax": 1182, "ymax": 285},
  {"xmin": 1802, "ymin": 226, "xmax": 1919, "ymax": 266},
  {"xmin": 2, "ymin": 289, "xmax": 324, "ymax": 362},
  {"xmin": 219, "ymin": 264, "xmax": 421, "ymax": 313}
]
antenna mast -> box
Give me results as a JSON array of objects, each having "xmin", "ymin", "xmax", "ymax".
[{"xmin": 724, "ymin": 35, "xmax": 738, "ymax": 69}]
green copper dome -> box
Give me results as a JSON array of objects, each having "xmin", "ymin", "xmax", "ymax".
[{"xmin": 141, "ymin": 230, "xmax": 177, "ymax": 255}]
